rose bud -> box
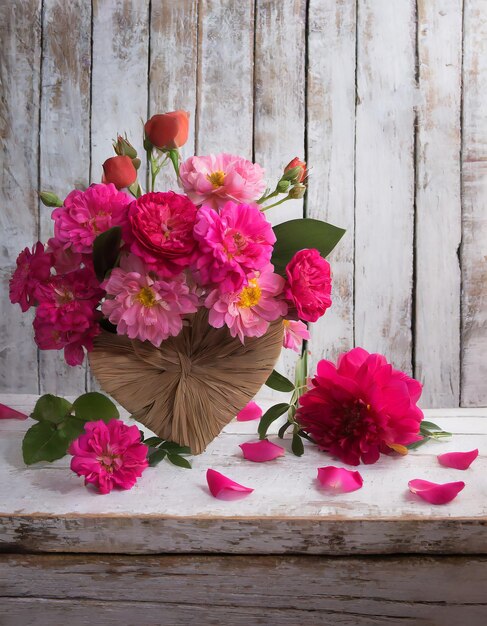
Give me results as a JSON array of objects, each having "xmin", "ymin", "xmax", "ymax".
[
  {"xmin": 102, "ymin": 155, "xmax": 137, "ymax": 189},
  {"xmin": 113, "ymin": 134, "xmax": 138, "ymax": 159},
  {"xmin": 144, "ymin": 110, "xmax": 190, "ymax": 150},
  {"xmin": 288, "ymin": 183, "xmax": 306, "ymax": 199},
  {"xmin": 284, "ymin": 157, "xmax": 307, "ymax": 184}
]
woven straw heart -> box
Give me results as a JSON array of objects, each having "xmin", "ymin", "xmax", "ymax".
[{"xmin": 89, "ymin": 309, "xmax": 283, "ymax": 454}]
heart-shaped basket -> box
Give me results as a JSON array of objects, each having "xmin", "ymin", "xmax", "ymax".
[{"xmin": 89, "ymin": 309, "xmax": 283, "ymax": 454}]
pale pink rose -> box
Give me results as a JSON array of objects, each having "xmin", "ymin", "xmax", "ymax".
[
  {"xmin": 282, "ymin": 319, "xmax": 310, "ymax": 352},
  {"xmin": 205, "ymin": 266, "xmax": 287, "ymax": 343},
  {"xmin": 101, "ymin": 254, "xmax": 198, "ymax": 347},
  {"xmin": 69, "ymin": 419, "xmax": 149, "ymax": 494},
  {"xmin": 194, "ymin": 201, "xmax": 275, "ymax": 291},
  {"xmin": 52, "ymin": 183, "xmax": 131, "ymax": 254},
  {"xmin": 179, "ymin": 153, "xmax": 266, "ymax": 209},
  {"xmin": 284, "ymin": 248, "xmax": 332, "ymax": 322}
]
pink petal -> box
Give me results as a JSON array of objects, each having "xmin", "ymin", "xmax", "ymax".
[
  {"xmin": 206, "ymin": 469, "xmax": 254, "ymax": 500},
  {"xmin": 236, "ymin": 401, "xmax": 263, "ymax": 422},
  {"xmin": 239, "ymin": 439, "xmax": 285, "ymax": 462},
  {"xmin": 408, "ymin": 479, "xmax": 465, "ymax": 505},
  {"xmin": 437, "ymin": 449, "xmax": 479, "ymax": 470},
  {"xmin": 0, "ymin": 402, "xmax": 28, "ymax": 420},
  {"xmin": 317, "ymin": 466, "xmax": 363, "ymax": 493}
]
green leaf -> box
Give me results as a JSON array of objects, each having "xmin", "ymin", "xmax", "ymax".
[
  {"xmin": 258, "ymin": 403, "xmax": 290, "ymax": 440},
  {"xmin": 144, "ymin": 436, "xmax": 163, "ymax": 447},
  {"xmin": 167, "ymin": 454, "xmax": 192, "ymax": 469},
  {"xmin": 148, "ymin": 448, "xmax": 166, "ymax": 467},
  {"xmin": 22, "ymin": 422, "xmax": 70, "ymax": 464},
  {"xmin": 278, "ymin": 420, "xmax": 292, "ymax": 439},
  {"xmin": 291, "ymin": 432, "xmax": 305, "ymax": 457},
  {"xmin": 39, "ymin": 190, "xmax": 63, "ymax": 207},
  {"xmin": 92, "ymin": 226, "xmax": 122, "ymax": 281},
  {"xmin": 57, "ymin": 417, "xmax": 86, "ymax": 442},
  {"xmin": 420, "ymin": 420, "xmax": 444, "ymax": 432},
  {"xmin": 159, "ymin": 441, "xmax": 192, "ymax": 455},
  {"xmin": 271, "ymin": 218, "xmax": 346, "ymax": 273},
  {"xmin": 73, "ymin": 392, "xmax": 119, "ymax": 423},
  {"xmin": 100, "ymin": 318, "xmax": 118, "ymax": 334},
  {"xmin": 31, "ymin": 394, "xmax": 72, "ymax": 424},
  {"xmin": 265, "ymin": 370, "xmax": 294, "ymax": 393}
]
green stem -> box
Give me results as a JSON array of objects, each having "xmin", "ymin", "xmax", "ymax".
[
  {"xmin": 256, "ymin": 189, "xmax": 279, "ymax": 205},
  {"xmin": 261, "ymin": 195, "xmax": 291, "ymax": 212}
]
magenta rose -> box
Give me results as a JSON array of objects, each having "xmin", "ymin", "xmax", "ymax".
[
  {"xmin": 127, "ymin": 191, "xmax": 198, "ymax": 277},
  {"xmin": 284, "ymin": 248, "xmax": 332, "ymax": 322}
]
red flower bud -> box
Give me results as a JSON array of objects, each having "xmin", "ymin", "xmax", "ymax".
[
  {"xmin": 102, "ymin": 155, "xmax": 137, "ymax": 189},
  {"xmin": 284, "ymin": 157, "xmax": 308, "ymax": 183},
  {"xmin": 144, "ymin": 110, "xmax": 190, "ymax": 150}
]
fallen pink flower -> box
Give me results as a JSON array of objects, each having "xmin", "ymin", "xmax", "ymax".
[
  {"xmin": 437, "ymin": 449, "xmax": 479, "ymax": 470},
  {"xmin": 317, "ymin": 466, "xmax": 363, "ymax": 493},
  {"xmin": 239, "ymin": 439, "xmax": 285, "ymax": 462},
  {"xmin": 408, "ymin": 479, "xmax": 465, "ymax": 505},
  {"xmin": 206, "ymin": 469, "xmax": 254, "ymax": 500},
  {"xmin": 236, "ymin": 401, "xmax": 263, "ymax": 422},
  {"xmin": 0, "ymin": 403, "xmax": 28, "ymax": 420}
]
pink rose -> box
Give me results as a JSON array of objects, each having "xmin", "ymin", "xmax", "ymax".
[
  {"xmin": 9, "ymin": 242, "xmax": 53, "ymax": 312},
  {"xmin": 284, "ymin": 249, "xmax": 332, "ymax": 322},
  {"xmin": 127, "ymin": 191, "xmax": 198, "ymax": 277}
]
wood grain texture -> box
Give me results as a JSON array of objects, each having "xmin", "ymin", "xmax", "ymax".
[
  {"xmin": 0, "ymin": 0, "xmax": 42, "ymax": 393},
  {"xmin": 38, "ymin": 0, "xmax": 92, "ymax": 395},
  {"xmin": 307, "ymin": 0, "xmax": 356, "ymax": 367},
  {"xmin": 415, "ymin": 0, "xmax": 462, "ymax": 407},
  {"xmin": 354, "ymin": 0, "xmax": 416, "ymax": 374},
  {"xmin": 461, "ymin": 0, "xmax": 487, "ymax": 407},
  {"xmin": 149, "ymin": 0, "xmax": 198, "ymax": 190},
  {"xmin": 1, "ymin": 554, "xmax": 486, "ymax": 626}
]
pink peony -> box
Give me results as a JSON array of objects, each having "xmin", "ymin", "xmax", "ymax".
[
  {"xmin": 69, "ymin": 419, "xmax": 149, "ymax": 494},
  {"xmin": 194, "ymin": 201, "xmax": 275, "ymax": 291},
  {"xmin": 296, "ymin": 347, "xmax": 424, "ymax": 465},
  {"xmin": 284, "ymin": 249, "xmax": 332, "ymax": 322},
  {"xmin": 52, "ymin": 183, "xmax": 131, "ymax": 254},
  {"xmin": 179, "ymin": 153, "xmax": 266, "ymax": 209},
  {"xmin": 126, "ymin": 191, "xmax": 198, "ymax": 277},
  {"xmin": 205, "ymin": 265, "xmax": 287, "ymax": 343},
  {"xmin": 102, "ymin": 254, "xmax": 198, "ymax": 346},
  {"xmin": 282, "ymin": 319, "xmax": 310, "ymax": 352},
  {"xmin": 9, "ymin": 242, "xmax": 53, "ymax": 312}
]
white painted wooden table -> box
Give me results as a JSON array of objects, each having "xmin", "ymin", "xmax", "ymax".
[{"xmin": 1, "ymin": 394, "xmax": 486, "ymax": 625}]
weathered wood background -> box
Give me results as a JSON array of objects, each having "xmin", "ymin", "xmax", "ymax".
[{"xmin": 0, "ymin": 0, "xmax": 485, "ymax": 408}]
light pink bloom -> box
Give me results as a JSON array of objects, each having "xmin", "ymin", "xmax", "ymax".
[
  {"xmin": 194, "ymin": 201, "xmax": 275, "ymax": 291},
  {"xmin": 317, "ymin": 466, "xmax": 363, "ymax": 493},
  {"xmin": 408, "ymin": 479, "xmax": 465, "ymax": 505},
  {"xmin": 102, "ymin": 254, "xmax": 198, "ymax": 347},
  {"xmin": 9, "ymin": 242, "xmax": 53, "ymax": 312},
  {"xmin": 282, "ymin": 319, "xmax": 310, "ymax": 352},
  {"xmin": 0, "ymin": 403, "xmax": 28, "ymax": 420},
  {"xmin": 285, "ymin": 248, "xmax": 332, "ymax": 322},
  {"xmin": 179, "ymin": 153, "xmax": 266, "ymax": 209},
  {"xmin": 239, "ymin": 439, "xmax": 285, "ymax": 462},
  {"xmin": 437, "ymin": 449, "xmax": 479, "ymax": 470},
  {"xmin": 52, "ymin": 183, "xmax": 131, "ymax": 254},
  {"xmin": 205, "ymin": 266, "xmax": 288, "ymax": 343},
  {"xmin": 69, "ymin": 419, "xmax": 149, "ymax": 494},
  {"xmin": 206, "ymin": 469, "xmax": 253, "ymax": 500},
  {"xmin": 236, "ymin": 401, "xmax": 262, "ymax": 422}
]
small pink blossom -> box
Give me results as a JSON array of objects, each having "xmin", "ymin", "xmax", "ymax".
[
  {"xmin": 239, "ymin": 439, "xmax": 285, "ymax": 462},
  {"xmin": 282, "ymin": 319, "xmax": 310, "ymax": 352},
  {"xmin": 236, "ymin": 401, "xmax": 262, "ymax": 422},
  {"xmin": 317, "ymin": 466, "xmax": 363, "ymax": 493},
  {"xmin": 9, "ymin": 242, "xmax": 53, "ymax": 312},
  {"xmin": 205, "ymin": 266, "xmax": 287, "ymax": 343},
  {"xmin": 102, "ymin": 254, "xmax": 198, "ymax": 347},
  {"xmin": 69, "ymin": 419, "xmax": 149, "ymax": 494},
  {"xmin": 52, "ymin": 183, "xmax": 131, "ymax": 254},
  {"xmin": 408, "ymin": 479, "xmax": 465, "ymax": 505},
  {"xmin": 34, "ymin": 317, "xmax": 101, "ymax": 366},
  {"xmin": 179, "ymin": 153, "xmax": 266, "ymax": 209},
  {"xmin": 285, "ymin": 249, "xmax": 332, "ymax": 322},
  {"xmin": 194, "ymin": 201, "xmax": 276, "ymax": 291},
  {"xmin": 206, "ymin": 469, "xmax": 254, "ymax": 500},
  {"xmin": 437, "ymin": 449, "xmax": 479, "ymax": 470}
]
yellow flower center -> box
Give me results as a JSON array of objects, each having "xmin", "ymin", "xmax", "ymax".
[
  {"xmin": 283, "ymin": 319, "xmax": 290, "ymax": 328},
  {"xmin": 207, "ymin": 170, "xmax": 225, "ymax": 188},
  {"xmin": 135, "ymin": 286, "xmax": 157, "ymax": 307},
  {"xmin": 238, "ymin": 279, "xmax": 262, "ymax": 308}
]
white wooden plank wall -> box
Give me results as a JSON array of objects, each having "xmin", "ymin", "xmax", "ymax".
[{"xmin": 0, "ymin": 0, "xmax": 485, "ymax": 408}]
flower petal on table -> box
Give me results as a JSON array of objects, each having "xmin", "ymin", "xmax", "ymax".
[
  {"xmin": 437, "ymin": 449, "xmax": 479, "ymax": 470},
  {"xmin": 0, "ymin": 403, "xmax": 28, "ymax": 420},
  {"xmin": 239, "ymin": 439, "xmax": 285, "ymax": 462},
  {"xmin": 317, "ymin": 466, "xmax": 363, "ymax": 493},
  {"xmin": 236, "ymin": 401, "xmax": 262, "ymax": 422},
  {"xmin": 408, "ymin": 479, "xmax": 465, "ymax": 504},
  {"xmin": 206, "ymin": 469, "xmax": 254, "ymax": 500}
]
